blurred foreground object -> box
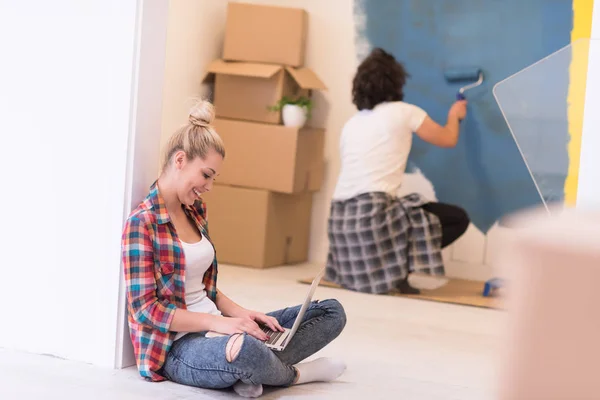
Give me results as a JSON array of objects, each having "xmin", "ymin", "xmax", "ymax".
[{"xmin": 496, "ymin": 206, "xmax": 600, "ymax": 400}]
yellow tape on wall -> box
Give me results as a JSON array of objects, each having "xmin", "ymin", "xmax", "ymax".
[{"xmin": 566, "ymin": 0, "xmax": 594, "ymax": 205}]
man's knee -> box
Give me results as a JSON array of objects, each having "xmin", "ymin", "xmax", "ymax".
[
  {"xmin": 226, "ymin": 333, "xmax": 244, "ymax": 363},
  {"xmin": 457, "ymin": 207, "xmax": 470, "ymax": 234}
]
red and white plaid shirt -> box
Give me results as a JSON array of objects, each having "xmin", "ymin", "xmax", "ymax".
[{"xmin": 121, "ymin": 181, "xmax": 218, "ymax": 381}]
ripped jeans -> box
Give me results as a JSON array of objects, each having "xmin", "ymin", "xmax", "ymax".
[{"xmin": 161, "ymin": 299, "xmax": 346, "ymax": 389}]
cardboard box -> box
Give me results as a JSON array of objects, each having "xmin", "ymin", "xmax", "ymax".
[
  {"xmin": 214, "ymin": 118, "xmax": 325, "ymax": 193},
  {"xmin": 223, "ymin": 2, "xmax": 308, "ymax": 67},
  {"xmin": 202, "ymin": 185, "xmax": 313, "ymax": 268},
  {"xmin": 204, "ymin": 59, "xmax": 326, "ymax": 124}
]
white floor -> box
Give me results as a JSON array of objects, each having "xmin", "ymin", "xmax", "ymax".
[{"xmin": 1, "ymin": 263, "xmax": 505, "ymax": 400}]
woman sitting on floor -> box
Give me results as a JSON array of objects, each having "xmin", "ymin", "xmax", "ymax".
[
  {"xmin": 121, "ymin": 99, "xmax": 347, "ymax": 398},
  {"xmin": 326, "ymin": 48, "xmax": 470, "ymax": 295}
]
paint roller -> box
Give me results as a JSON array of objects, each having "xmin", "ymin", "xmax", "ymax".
[{"xmin": 444, "ymin": 67, "xmax": 484, "ymax": 100}]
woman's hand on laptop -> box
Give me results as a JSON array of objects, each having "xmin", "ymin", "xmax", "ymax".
[
  {"xmin": 209, "ymin": 315, "xmax": 269, "ymax": 341},
  {"xmin": 239, "ymin": 309, "xmax": 285, "ymax": 333}
]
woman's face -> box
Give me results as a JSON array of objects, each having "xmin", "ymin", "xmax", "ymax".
[{"xmin": 174, "ymin": 149, "xmax": 223, "ymax": 206}]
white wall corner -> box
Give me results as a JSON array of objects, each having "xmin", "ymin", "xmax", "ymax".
[{"xmin": 115, "ymin": 0, "xmax": 170, "ymax": 369}]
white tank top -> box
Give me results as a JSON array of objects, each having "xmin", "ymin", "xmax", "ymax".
[{"xmin": 174, "ymin": 235, "xmax": 222, "ymax": 341}]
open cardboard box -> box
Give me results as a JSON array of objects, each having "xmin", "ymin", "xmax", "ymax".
[
  {"xmin": 214, "ymin": 118, "xmax": 325, "ymax": 194},
  {"xmin": 203, "ymin": 59, "xmax": 326, "ymax": 125},
  {"xmin": 223, "ymin": 2, "xmax": 308, "ymax": 67},
  {"xmin": 202, "ymin": 184, "xmax": 313, "ymax": 268}
]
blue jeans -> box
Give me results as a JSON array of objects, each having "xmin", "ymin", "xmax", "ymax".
[{"xmin": 161, "ymin": 299, "xmax": 346, "ymax": 389}]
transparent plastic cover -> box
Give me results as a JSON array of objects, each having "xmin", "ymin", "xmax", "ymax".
[{"xmin": 493, "ymin": 38, "xmax": 595, "ymax": 213}]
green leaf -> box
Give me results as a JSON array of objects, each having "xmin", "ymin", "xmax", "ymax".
[{"xmin": 267, "ymin": 96, "xmax": 314, "ymax": 119}]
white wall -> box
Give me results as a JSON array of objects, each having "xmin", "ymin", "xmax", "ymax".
[
  {"xmin": 0, "ymin": 0, "xmax": 166, "ymax": 368},
  {"xmin": 578, "ymin": 4, "xmax": 600, "ymax": 209},
  {"xmin": 159, "ymin": 0, "xmax": 229, "ymax": 164},
  {"xmin": 116, "ymin": 0, "xmax": 170, "ymax": 368}
]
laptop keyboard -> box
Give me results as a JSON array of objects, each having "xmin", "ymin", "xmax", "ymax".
[{"xmin": 261, "ymin": 326, "xmax": 285, "ymax": 345}]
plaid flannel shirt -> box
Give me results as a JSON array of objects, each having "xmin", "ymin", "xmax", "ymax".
[{"xmin": 121, "ymin": 181, "xmax": 218, "ymax": 381}]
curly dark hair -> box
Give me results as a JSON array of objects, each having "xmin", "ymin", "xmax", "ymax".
[{"xmin": 352, "ymin": 48, "xmax": 409, "ymax": 110}]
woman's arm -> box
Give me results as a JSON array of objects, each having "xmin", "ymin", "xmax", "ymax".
[
  {"xmin": 415, "ymin": 100, "xmax": 467, "ymax": 148},
  {"xmin": 122, "ymin": 216, "xmax": 220, "ymax": 333},
  {"xmin": 122, "ymin": 217, "xmax": 269, "ymax": 338},
  {"xmin": 170, "ymin": 309, "xmax": 219, "ymax": 332},
  {"xmin": 171, "ymin": 306, "xmax": 268, "ymax": 340},
  {"xmin": 122, "ymin": 216, "xmax": 178, "ymax": 333},
  {"xmin": 215, "ymin": 289, "xmax": 247, "ymax": 317},
  {"xmin": 215, "ymin": 289, "xmax": 284, "ymax": 332}
]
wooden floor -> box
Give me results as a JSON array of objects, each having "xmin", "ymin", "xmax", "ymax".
[{"xmin": 299, "ymin": 274, "xmax": 503, "ymax": 310}]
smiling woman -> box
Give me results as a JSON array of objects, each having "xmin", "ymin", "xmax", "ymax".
[
  {"xmin": 120, "ymin": 98, "xmax": 348, "ymax": 397},
  {"xmin": 154, "ymin": 99, "xmax": 225, "ymax": 244},
  {"xmin": 160, "ymin": 99, "xmax": 225, "ymax": 205}
]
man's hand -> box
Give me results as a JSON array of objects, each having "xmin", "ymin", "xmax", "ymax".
[{"xmin": 449, "ymin": 100, "xmax": 467, "ymax": 121}]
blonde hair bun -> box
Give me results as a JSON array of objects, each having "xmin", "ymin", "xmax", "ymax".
[
  {"xmin": 188, "ymin": 99, "xmax": 215, "ymax": 127},
  {"xmin": 162, "ymin": 98, "xmax": 225, "ymax": 171}
]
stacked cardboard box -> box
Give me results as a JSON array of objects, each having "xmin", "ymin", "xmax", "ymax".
[{"xmin": 201, "ymin": 3, "xmax": 327, "ymax": 268}]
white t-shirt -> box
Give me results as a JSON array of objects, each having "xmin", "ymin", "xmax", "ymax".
[
  {"xmin": 174, "ymin": 236, "xmax": 222, "ymax": 341},
  {"xmin": 332, "ymin": 101, "xmax": 428, "ymax": 200}
]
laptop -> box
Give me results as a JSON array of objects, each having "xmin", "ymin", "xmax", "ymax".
[
  {"xmin": 205, "ymin": 268, "xmax": 325, "ymax": 352},
  {"xmin": 261, "ymin": 268, "xmax": 325, "ymax": 351}
]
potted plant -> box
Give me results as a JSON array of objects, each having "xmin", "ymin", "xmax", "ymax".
[{"xmin": 268, "ymin": 96, "xmax": 313, "ymax": 128}]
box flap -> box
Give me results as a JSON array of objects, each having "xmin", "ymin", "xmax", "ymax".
[
  {"xmin": 285, "ymin": 67, "xmax": 327, "ymax": 90},
  {"xmin": 206, "ymin": 59, "xmax": 282, "ymax": 79}
]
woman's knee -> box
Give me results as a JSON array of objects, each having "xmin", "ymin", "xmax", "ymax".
[
  {"xmin": 225, "ymin": 333, "xmax": 244, "ymax": 363},
  {"xmin": 319, "ymin": 299, "xmax": 347, "ymax": 332},
  {"xmin": 227, "ymin": 334, "xmax": 272, "ymax": 364}
]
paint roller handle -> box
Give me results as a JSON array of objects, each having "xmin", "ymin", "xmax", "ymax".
[{"xmin": 456, "ymin": 93, "xmax": 465, "ymax": 124}]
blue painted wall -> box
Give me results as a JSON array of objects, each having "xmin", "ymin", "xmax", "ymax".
[{"xmin": 354, "ymin": 0, "xmax": 573, "ymax": 233}]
